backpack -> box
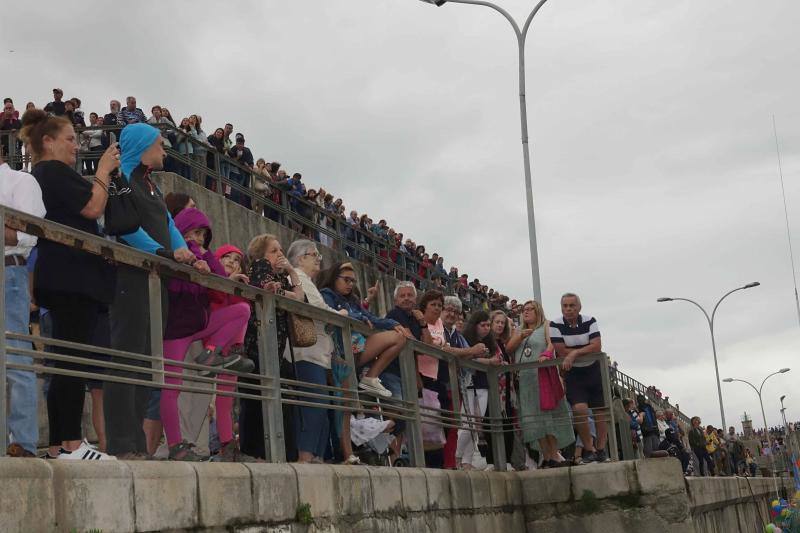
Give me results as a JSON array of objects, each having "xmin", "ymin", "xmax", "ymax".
[{"xmin": 641, "ymin": 406, "xmax": 659, "ymax": 437}]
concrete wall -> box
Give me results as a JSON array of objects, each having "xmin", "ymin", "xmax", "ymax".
[
  {"xmin": 157, "ymin": 172, "xmax": 401, "ymax": 315},
  {"xmin": 0, "ymin": 456, "xmax": 792, "ymax": 532}
]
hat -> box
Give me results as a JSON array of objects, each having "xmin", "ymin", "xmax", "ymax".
[
  {"xmin": 214, "ymin": 244, "xmax": 244, "ymax": 261},
  {"xmin": 235, "ymin": 133, "xmax": 245, "ymax": 143},
  {"xmin": 52, "ymin": 88, "xmax": 63, "ymax": 94}
]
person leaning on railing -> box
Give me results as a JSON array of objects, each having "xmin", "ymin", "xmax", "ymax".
[
  {"xmin": 0, "ymin": 144, "xmax": 45, "ymax": 458},
  {"xmin": 508, "ymin": 300, "xmax": 575, "ymax": 469},
  {"xmin": 457, "ymin": 310, "xmax": 500, "ymax": 470},
  {"xmin": 318, "ymin": 262, "xmax": 409, "ymax": 399},
  {"xmin": 21, "ymin": 108, "xmax": 119, "ymax": 460},
  {"xmin": 104, "ymin": 123, "xmax": 202, "ymax": 460},
  {"xmin": 285, "ymin": 239, "xmax": 350, "ymax": 464},
  {"xmin": 238, "ymin": 233, "xmax": 305, "ymax": 462}
]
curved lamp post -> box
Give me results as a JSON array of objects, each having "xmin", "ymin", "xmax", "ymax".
[
  {"xmin": 418, "ymin": 0, "xmax": 550, "ymax": 301},
  {"xmin": 723, "ymin": 368, "xmax": 790, "ymax": 497},
  {"xmin": 657, "ymin": 282, "xmax": 760, "ymax": 430}
]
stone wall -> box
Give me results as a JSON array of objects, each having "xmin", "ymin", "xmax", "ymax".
[{"xmin": 0, "ymin": 456, "xmax": 792, "ymax": 532}]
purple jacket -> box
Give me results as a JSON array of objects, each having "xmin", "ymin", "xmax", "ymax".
[{"xmin": 164, "ymin": 208, "xmax": 227, "ymax": 340}]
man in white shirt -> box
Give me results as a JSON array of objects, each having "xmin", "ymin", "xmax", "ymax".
[{"xmin": 0, "ymin": 154, "xmax": 46, "ymax": 457}]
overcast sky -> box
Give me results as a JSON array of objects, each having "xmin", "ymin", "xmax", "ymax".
[{"xmin": 2, "ymin": 0, "xmax": 799, "ymax": 431}]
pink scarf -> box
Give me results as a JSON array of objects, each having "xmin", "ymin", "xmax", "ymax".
[{"xmin": 537, "ymin": 349, "xmax": 564, "ymax": 411}]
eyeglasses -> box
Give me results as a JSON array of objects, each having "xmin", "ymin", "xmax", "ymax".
[
  {"xmin": 303, "ymin": 252, "xmax": 322, "ymax": 260},
  {"xmin": 338, "ymin": 276, "xmax": 357, "ymax": 284}
]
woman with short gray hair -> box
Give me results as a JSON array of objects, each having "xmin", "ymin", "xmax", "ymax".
[{"xmin": 286, "ymin": 239, "xmax": 347, "ymax": 463}]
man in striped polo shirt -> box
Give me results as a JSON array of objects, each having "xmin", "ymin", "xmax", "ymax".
[{"xmin": 550, "ymin": 293, "xmax": 610, "ymax": 463}]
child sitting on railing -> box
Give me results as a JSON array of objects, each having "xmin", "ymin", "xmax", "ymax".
[{"xmin": 160, "ymin": 208, "xmax": 254, "ymax": 461}]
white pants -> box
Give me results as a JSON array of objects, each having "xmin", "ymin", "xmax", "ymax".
[{"xmin": 455, "ymin": 388, "xmax": 488, "ymax": 466}]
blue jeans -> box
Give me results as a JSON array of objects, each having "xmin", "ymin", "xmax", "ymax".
[
  {"xmin": 293, "ymin": 361, "xmax": 330, "ymax": 458},
  {"xmin": 5, "ymin": 266, "xmax": 37, "ymax": 453}
]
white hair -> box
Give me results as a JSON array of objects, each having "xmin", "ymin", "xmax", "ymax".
[
  {"xmin": 393, "ymin": 281, "xmax": 417, "ymax": 300},
  {"xmin": 286, "ymin": 239, "xmax": 318, "ymax": 267},
  {"xmin": 561, "ymin": 292, "xmax": 582, "ymax": 306},
  {"xmin": 443, "ymin": 296, "xmax": 462, "ymax": 312}
]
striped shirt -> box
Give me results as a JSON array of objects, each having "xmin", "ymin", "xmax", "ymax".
[{"xmin": 549, "ymin": 314, "xmax": 601, "ymax": 368}]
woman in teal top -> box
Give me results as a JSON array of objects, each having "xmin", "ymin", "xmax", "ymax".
[{"xmin": 510, "ymin": 300, "xmax": 574, "ymax": 467}]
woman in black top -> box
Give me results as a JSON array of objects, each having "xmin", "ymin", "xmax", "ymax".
[{"xmin": 21, "ymin": 109, "xmax": 119, "ymax": 459}]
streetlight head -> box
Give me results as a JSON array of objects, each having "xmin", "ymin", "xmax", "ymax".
[
  {"xmin": 419, "ymin": 0, "xmax": 448, "ymax": 5},
  {"xmin": 781, "ymin": 395, "xmax": 786, "ymax": 401},
  {"xmin": 657, "ymin": 297, "xmax": 673, "ymax": 303},
  {"xmin": 722, "ymin": 378, "xmax": 734, "ymax": 383},
  {"xmin": 744, "ymin": 282, "xmax": 760, "ymax": 289},
  {"xmin": 779, "ymin": 368, "xmax": 790, "ymax": 373}
]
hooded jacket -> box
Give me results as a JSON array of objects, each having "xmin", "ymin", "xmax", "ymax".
[
  {"xmin": 209, "ymin": 244, "xmax": 250, "ymax": 311},
  {"xmin": 164, "ymin": 208, "xmax": 227, "ymax": 340}
]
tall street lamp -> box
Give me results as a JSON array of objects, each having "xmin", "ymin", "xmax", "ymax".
[
  {"xmin": 418, "ymin": 0, "xmax": 550, "ymax": 300},
  {"xmin": 657, "ymin": 282, "xmax": 760, "ymax": 430},
  {"xmin": 723, "ymin": 368, "xmax": 791, "ymax": 497}
]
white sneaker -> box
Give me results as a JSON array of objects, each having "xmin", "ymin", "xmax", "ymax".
[
  {"xmin": 57, "ymin": 440, "xmax": 116, "ymax": 461},
  {"xmin": 358, "ymin": 376, "xmax": 393, "ymax": 398}
]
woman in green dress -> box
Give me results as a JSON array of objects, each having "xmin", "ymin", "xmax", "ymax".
[{"xmin": 510, "ymin": 300, "xmax": 574, "ymax": 467}]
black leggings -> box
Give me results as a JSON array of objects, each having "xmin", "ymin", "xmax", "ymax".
[{"xmin": 47, "ymin": 295, "xmax": 101, "ymax": 446}]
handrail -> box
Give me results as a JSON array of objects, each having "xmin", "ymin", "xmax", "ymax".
[{"xmin": 0, "ymin": 166, "xmax": 691, "ymax": 465}]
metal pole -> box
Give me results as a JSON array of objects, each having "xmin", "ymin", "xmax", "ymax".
[
  {"xmin": 256, "ymin": 296, "xmax": 286, "ymax": 462},
  {"xmin": 399, "ymin": 343, "xmax": 425, "ymax": 467},
  {"xmin": 147, "ymin": 272, "xmax": 164, "ymax": 387},
  {"xmin": 486, "ymin": 366, "xmax": 507, "ymax": 471},
  {"xmin": 425, "ymin": 0, "xmax": 550, "ymax": 301},
  {"xmin": 757, "ymin": 392, "xmax": 780, "ymax": 497},
  {"xmin": 599, "ymin": 354, "xmax": 619, "ymax": 461},
  {"xmin": 0, "ymin": 206, "xmax": 7, "ymax": 455},
  {"xmin": 707, "ymin": 320, "xmax": 726, "ymax": 431}
]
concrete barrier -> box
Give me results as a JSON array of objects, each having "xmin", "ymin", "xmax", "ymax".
[{"xmin": 0, "ymin": 457, "xmax": 794, "ymax": 532}]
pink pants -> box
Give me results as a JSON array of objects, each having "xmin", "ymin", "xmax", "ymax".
[{"xmin": 160, "ymin": 302, "xmax": 250, "ymax": 447}]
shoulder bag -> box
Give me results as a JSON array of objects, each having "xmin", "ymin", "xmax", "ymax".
[{"xmin": 103, "ymin": 171, "xmax": 141, "ymax": 236}]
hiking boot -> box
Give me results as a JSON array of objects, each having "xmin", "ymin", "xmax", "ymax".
[
  {"xmin": 6, "ymin": 443, "xmax": 35, "ymax": 458},
  {"xmin": 195, "ymin": 346, "xmax": 226, "ymax": 376},
  {"xmin": 358, "ymin": 376, "xmax": 392, "ymax": 398},
  {"xmin": 115, "ymin": 451, "xmax": 153, "ymax": 461},
  {"xmin": 168, "ymin": 441, "xmax": 207, "ymax": 461},
  {"xmin": 221, "ymin": 354, "xmax": 255, "ymax": 374},
  {"xmin": 211, "ymin": 440, "xmax": 261, "ymax": 463},
  {"xmin": 594, "ymin": 449, "xmax": 611, "ymax": 463}
]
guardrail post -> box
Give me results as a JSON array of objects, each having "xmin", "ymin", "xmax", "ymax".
[
  {"xmin": 600, "ymin": 356, "xmax": 619, "ymax": 462},
  {"xmin": 399, "ymin": 343, "xmax": 425, "ymax": 467},
  {"xmin": 0, "ymin": 206, "xmax": 7, "ymax": 455},
  {"xmin": 255, "ymin": 296, "xmax": 286, "ymax": 462},
  {"xmin": 147, "ymin": 272, "xmax": 164, "ymax": 387},
  {"xmin": 486, "ymin": 366, "xmax": 507, "ymax": 471},
  {"xmin": 448, "ymin": 358, "xmax": 461, "ymax": 426}
]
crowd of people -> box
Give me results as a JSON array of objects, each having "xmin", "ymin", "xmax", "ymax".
[
  {"xmin": 0, "ymin": 104, "xmax": 633, "ymax": 467},
  {"xmin": 6, "ymin": 90, "xmax": 767, "ymax": 480},
  {"xmin": 1, "ymin": 90, "xmax": 518, "ymax": 314}
]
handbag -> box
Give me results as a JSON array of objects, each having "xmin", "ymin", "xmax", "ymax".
[
  {"xmin": 287, "ymin": 313, "xmax": 317, "ymax": 348},
  {"xmin": 537, "ymin": 349, "xmax": 565, "ymax": 411},
  {"xmin": 103, "ymin": 171, "xmax": 141, "ymax": 236},
  {"xmin": 420, "ymin": 388, "xmax": 446, "ymax": 447}
]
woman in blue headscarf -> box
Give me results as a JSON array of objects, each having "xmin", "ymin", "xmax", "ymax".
[{"xmin": 104, "ymin": 123, "xmax": 205, "ymax": 459}]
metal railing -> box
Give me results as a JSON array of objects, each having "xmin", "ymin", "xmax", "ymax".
[
  {"xmin": 0, "ymin": 205, "xmax": 624, "ymax": 467},
  {"xmin": 0, "ymin": 127, "xmax": 490, "ymax": 309}
]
